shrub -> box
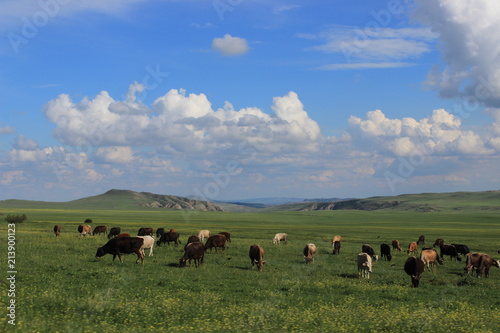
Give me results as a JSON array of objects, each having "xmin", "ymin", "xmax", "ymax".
[{"xmin": 5, "ymin": 214, "xmax": 27, "ymax": 224}]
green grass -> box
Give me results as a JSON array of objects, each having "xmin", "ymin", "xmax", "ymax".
[{"xmin": 1, "ymin": 207, "xmax": 500, "ymax": 332}]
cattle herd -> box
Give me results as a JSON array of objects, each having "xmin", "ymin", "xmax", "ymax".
[{"xmin": 53, "ymin": 225, "xmax": 500, "ymax": 287}]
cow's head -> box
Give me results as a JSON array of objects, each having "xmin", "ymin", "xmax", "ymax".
[
  {"xmin": 493, "ymin": 260, "xmax": 500, "ymax": 269},
  {"xmin": 178, "ymin": 258, "xmax": 187, "ymax": 268},
  {"xmin": 437, "ymin": 257, "xmax": 444, "ymax": 265},
  {"xmin": 387, "ymin": 254, "xmax": 392, "ymax": 261},
  {"xmin": 411, "ymin": 275, "xmax": 421, "ymax": 288},
  {"xmin": 95, "ymin": 247, "xmax": 105, "ymax": 259}
]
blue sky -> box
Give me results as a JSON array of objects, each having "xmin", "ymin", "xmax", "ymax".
[{"xmin": 1, "ymin": 0, "xmax": 500, "ymax": 202}]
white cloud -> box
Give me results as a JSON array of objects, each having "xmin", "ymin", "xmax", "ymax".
[
  {"xmin": 13, "ymin": 135, "xmax": 38, "ymax": 150},
  {"xmin": 212, "ymin": 34, "xmax": 249, "ymax": 56},
  {"xmin": 95, "ymin": 146, "xmax": 135, "ymax": 164},
  {"xmin": 0, "ymin": 123, "xmax": 15, "ymax": 135}
]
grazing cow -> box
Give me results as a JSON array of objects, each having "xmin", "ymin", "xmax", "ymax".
[
  {"xmin": 78, "ymin": 225, "xmax": 84, "ymax": 234},
  {"xmin": 249, "ymin": 244, "xmax": 265, "ymax": 271},
  {"xmin": 451, "ymin": 243, "xmax": 471, "ymax": 256},
  {"xmin": 137, "ymin": 227, "xmax": 153, "ymax": 236},
  {"xmin": 433, "ymin": 238, "xmax": 444, "ymax": 248},
  {"xmin": 332, "ymin": 235, "xmax": 342, "ymax": 245},
  {"xmin": 417, "ymin": 235, "xmax": 425, "ymax": 245},
  {"xmin": 440, "ymin": 244, "xmax": 462, "ymax": 261},
  {"xmin": 357, "ymin": 253, "xmax": 372, "ymax": 279},
  {"xmin": 420, "ymin": 248, "xmax": 443, "ymax": 272},
  {"xmin": 156, "ymin": 228, "xmax": 165, "ymax": 238},
  {"xmin": 95, "ymin": 237, "xmax": 145, "ymax": 264},
  {"xmin": 186, "ymin": 235, "xmax": 200, "ymax": 245},
  {"xmin": 92, "ymin": 225, "xmax": 107, "ymax": 236},
  {"xmin": 406, "ymin": 242, "xmax": 418, "ymax": 255},
  {"xmin": 464, "ymin": 252, "xmax": 500, "ymax": 278},
  {"xmin": 197, "ymin": 230, "xmax": 210, "ymax": 242},
  {"xmin": 80, "ymin": 225, "xmax": 92, "ymax": 237},
  {"xmin": 392, "ymin": 240, "xmax": 402, "ymax": 252},
  {"xmin": 156, "ymin": 231, "xmax": 181, "ymax": 247},
  {"xmin": 273, "ymin": 233, "xmax": 288, "ymax": 245},
  {"xmin": 53, "ymin": 224, "xmax": 61, "ymax": 237},
  {"xmin": 404, "ymin": 257, "xmax": 425, "ymax": 288},
  {"xmin": 361, "ymin": 244, "xmax": 378, "ymax": 261},
  {"xmin": 333, "ymin": 241, "xmax": 341, "ymax": 255},
  {"xmin": 380, "ymin": 244, "xmax": 392, "ymax": 261},
  {"xmin": 219, "ymin": 232, "xmax": 231, "ymax": 243},
  {"xmin": 303, "ymin": 243, "xmax": 317, "ymax": 264},
  {"xmin": 179, "ymin": 242, "xmax": 205, "ymax": 267},
  {"xmin": 116, "ymin": 233, "xmax": 131, "ymax": 238},
  {"xmin": 205, "ymin": 234, "xmax": 227, "ymax": 254},
  {"xmin": 107, "ymin": 227, "xmax": 121, "ymax": 239},
  {"xmin": 137, "ymin": 235, "xmax": 154, "ymax": 257}
]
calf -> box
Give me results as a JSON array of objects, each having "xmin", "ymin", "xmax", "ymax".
[
  {"xmin": 361, "ymin": 244, "xmax": 378, "ymax": 261},
  {"xmin": 333, "ymin": 241, "xmax": 341, "ymax": 255},
  {"xmin": 179, "ymin": 242, "xmax": 205, "ymax": 267},
  {"xmin": 420, "ymin": 248, "xmax": 443, "ymax": 272},
  {"xmin": 95, "ymin": 237, "xmax": 145, "ymax": 264},
  {"xmin": 273, "ymin": 233, "xmax": 288, "ymax": 245},
  {"xmin": 205, "ymin": 234, "xmax": 227, "ymax": 254},
  {"xmin": 417, "ymin": 235, "xmax": 425, "ymax": 245},
  {"xmin": 137, "ymin": 235, "xmax": 154, "ymax": 257},
  {"xmin": 249, "ymin": 244, "xmax": 265, "ymax": 271},
  {"xmin": 219, "ymin": 232, "xmax": 231, "ymax": 243},
  {"xmin": 156, "ymin": 231, "xmax": 181, "ymax": 247},
  {"xmin": 392, "ymin": 240, "xmax": 402, "ymax": 252},
  {"xmin": 404, "ymin": 256, "xmax": 425, "ymax": 288},
  {"xmin": 53, "ymin": 224, "xmax": 61, "ymax": 237},
  {"xmin": 107, "ymin": 227, "xmax": 121, "ymax": 239},
  {"xmin": 156, "ymin": 228, "xmax": 165, "ymax": 238},
  {"xmin": 138, "ymin": 227, "xmax": 153, "ymax": 236},
  {"xmin": 197, "ymin": 230, "xmax": 210, "ymax": 242},
  {"xmin": 357, "ymin": 253, "xmax": 372, "ymax": 279},
  {"xmin": 440, "ymin": 244, "xmax": 462, "ymax": 261},
  {"xmin": 93, "ymin": 225, "xmax": 107, "ymax": 236},
  {"xmin": 451, "ymin": 243, "xmax": 470, "ymax": 256},
  {"xmin": 303, "ymin": 243, "xmax": 317, "ymax": 264},
  {"xmin": 407, "ymin": 242, "xmax": 418, "ymax": 255},
  {"xmin": 380, "ymin": 244, "xmax": 392, "ymax": 261}
]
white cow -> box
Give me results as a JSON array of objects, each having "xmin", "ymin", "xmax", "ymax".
[
  {"xmin": 303, "ymin": 243, "xmax": 317, "ymax": 264},
  {"xmin": 197, "ymin": 230, "xmax": 210, "ymax": 242},
  {"xmin": 357, "ymin": 253, "xmax": 372, "ymax": 279},
  {"xmin": 137, "ymin": 236, "xmax": 155, "ymax": 257},
  {"xmin": 273, "ymin": 233, "xmax": 288, "ymax": 245}
]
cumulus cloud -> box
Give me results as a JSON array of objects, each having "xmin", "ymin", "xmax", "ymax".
[
  {"xmin": 0, "ymin": 123, "xmax": 15, "ymax": 134},
  {"xmin": 95, "ymin": 146, "xmax": 135, "ymax": 164},
  {"xmin": 212, "ymin": 34, "xmax": 249, "ymax": 56},
  {"xmin": 413, "ymin": 0, "xmax": 500, "ymax": 106}
]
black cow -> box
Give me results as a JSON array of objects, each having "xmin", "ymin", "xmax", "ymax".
[
  {"xmin": 156, "ymin": 231, "xmax": 181, "ymax": 247},
  {"xmin": 380, "ymin": 243, "xmax": 392, "ymax": 261},
  {"xmin": 433, "ymin": 238, "xmax": 444, "ymax": 247},
  {"xmin": 179, "ymin": 242, "xmax": 205, "ymax": 267},
  {"xmin": 138, "ymin": 227, "xmax": 153, "ymax": 236},
  {"xmin": 333, "ymin": 241, "xmax": 341, "ymax": 255},
  {"xmin": 362, "ymin": 244, "xmax": 378, "ymax": 261},
  {"xmin": 440, "ymin": 244, "xmax": 462, "ymax": 261},
  {"xmin": 404, "ymin": 256, "xmax": 425, "ymax": 288},
  {"xmin": 107, "ymin": 227, "xmax": 121, "ymax": 239},
  {"xmin": 451, "ymin": 243, "xmax": 470, "ymax": 256},
  {"xmin": 219, "ymin": 232, "xmax": 231, "ymax": 243},
  {"xmin": 417, "ymin": 235, "xmax": 425, "ymax": 245},
  {"xmin": 205, "ymin": 234, "xmax": 227, "ymax": 254},
  {"xmin": 156, "ymin": 228, "xmax": 165, "ymax": 238},
  {"xmin": 93, "ymin": 225, "xmax": 107, "ymax": 236},
  {"xmin": 95, "ymin": 237, "xmax": 145, "ymax": 264}
]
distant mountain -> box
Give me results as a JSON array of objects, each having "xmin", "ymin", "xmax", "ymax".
[{"xmin": 220, "ymin": 197, "xmax": 347, "ymax": 205}]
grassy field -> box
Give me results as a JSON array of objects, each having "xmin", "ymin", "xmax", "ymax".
[{"xmin": 1, "ymin": 206, "xmax": 500, "ymax": 332}]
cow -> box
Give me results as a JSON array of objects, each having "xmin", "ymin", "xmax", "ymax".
[
  {"xmin": 333, "ymin": 241, "xmax": 341, "ymax": 255},
  {"xmin": 156, "ymin": 228, "xmax": 165, "ymax": 238},
  {"xmin": 219, "ymin": 232, "xmax": 231, "ymax": 243},
  {"xmin": 332, "ymin": 235, "xmax": 342, "ymax": 245},
  {"xmin": 205, "ymin": 234, "xmax": 227, "ymax": 254},
  {"xmin": 186, "ymin": 235, "xmax": 200, "ymax": 245},
  {"xmin": 138, "ymin": 227, "xmax": 153, "ymax": 236},
  {"xmin": 380, "ymin": 244, "xmax": 392, "ymax": 261},
  {"xmin": 78, "ymin": 224, "xmax": 84, "ymax": 234},
  {"xmin": 303, "ymin": 243, "xmax": 317, "ymax": 264},
  {"xmin": 116, "ymin": 233, "xmax": 131, "ymax": 238},
  {"xmin": 417, "ymin": 235, "xmax": 425, "ymax": 245},
  {"xmin": 95, "ymin": 237, "xmax": 145, "ymax": 264},
  {"xmin": 420, "ymin": 248, "xmax": 443, "ymax": 272},
  {"xmin": 361, "ymin": 244, "xmax": 378, "ymax": 261},
  {"xmin": 357, "ymin": 253, "xmax": 372, "ymax": 279},
  {"xmin": 197, "ymin": 230, "xmax": 210, "ymax": 242},
  {"xmin": 407, "ymin": 242, "xmax": 418, "ymax": 255},
  {"xmin": 404, "ymin": 256, "xmax": 425, "ymax": 288},
  {"xmin": 451, "ymin": 243, "xmax": 470, "ymax": 256},
  {"xmin": 440, "ymin": 244, "xmax": 462, "ymax": 261},
  {"xmin": 249, "ymin": 244, "xmax": 265, "ymax": 271},
  {"xmin": 107, "ymin": 227, "xmax": 121, "ymax": 239},
  {"xmin": 92, "ymin": 225, "xmax": 107, "ymax": 236},
  {"xmin": 156, "ymin": 231, "xmax": 181, "ymax": 247},
  {"xmin": 392, "ymin": 240, "xmax": 402, "ymax": 252},
  {"xmin": 80, "ymin": 225, "xmax": 92, "ymax": 237},
  {"xmin": 273, "ymin": 233, "xmax": 288, "ymax": 245},
  {"xmin": 53, "ymin": 224, "xmax": 61, "ymax": 237},
  {"xmin": 179, "ymin": 242, "xmax": 205, "ymax": 267},
  {"xmin": 137, "ymin": 235, "xmax": 154, "ymax": 257},
  {"xmin": 433, "ymin": 238, "xmax": 444, "ymax": 248},
  {"xmin": 464, "ymin": 252, "xmax": 500, "ymax": 278}
]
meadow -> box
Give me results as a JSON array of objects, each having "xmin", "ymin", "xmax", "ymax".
[{"xmin": 1, "ymin": 207, "xmax": 500, "ymax": 332}]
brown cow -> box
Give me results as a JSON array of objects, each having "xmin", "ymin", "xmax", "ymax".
[
  {"xmin": 80, "ymin": 225, "xmax": 92, "ymax": 237},
  {"xmin": 407, "ymin": 242, "xmax": 418, "ymax": 255},
  {"xmin": 219, "ymin": 232, "xmax": 231, "ymax": 243},
  {"xmin": 53, "ymin": 224, "xmax": 61, "ymax": 237},
  {"xmin": 433, "ymin": 238, "xmax": 444, "ymax": 248},
  {"xmin": 205, "ymin": 234, "xmax": 227, "ymax": 254},
  {"xmin": 138, "ymin": 227, "xmax": 153, "ymax": 236},
  {"xmin": 249, "ymin": 244, "xmax": 265, "ymax": 271},
  {"xmin": 186, "ymin": 235, "xmax": 200, "ymax": 245},
  {"xmin": 156, "ymin": 231, "xmax": 181, "ymax": 247},
  {"xmin": 303, "ymin": 243, "xmax": 317, "ymax": 264},
  {"xmin": 115, "ymin": 233, "xmax": 131, "ymax": 238},
  {"xmin": 108, "ymin": 227, "xmax": 121, "ymax": 239},
  {"xmin": 417, "ymin": 235, "xmax": 425, "ymax": 245},
  {"xmin": 420, "ymin": 248, "xmax": 443, "ymax": 272},
  {"xmin": 95, "ymin": 237, "xmax": 145, "ymax": 264},
  {"xmin": 332, "ymin": 235, "xmax": 342, "ymax": 245},
  {"xmin": 93, "ymin": 225, "xmax": 107, "ymax": 236},
  {"xmin": 392, "ymin": 240, "xmax": 402, "ymax": 252},
  {"xmin": 179, "ymin": 242, "xmax": 205, "ymax": 267},
  {"xmin": 404, "ymin": 256, "xmax": 425, "ymax": 288},
  {"xmin": 465, "ymin": 252, "xmax": 500, "ymax": 278}
]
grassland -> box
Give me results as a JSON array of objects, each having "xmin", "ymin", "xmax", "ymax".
[{"xmin": 1, "ymin": 202, "xmax": 500, "ymax": 332}]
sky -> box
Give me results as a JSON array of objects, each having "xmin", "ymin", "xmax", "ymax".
[{"xmin": 2, "ymin": 0, "xmax": 500, "ymax": 202}]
